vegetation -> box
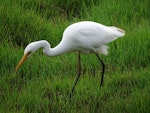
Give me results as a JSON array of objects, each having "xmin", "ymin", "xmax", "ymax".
[{"xmin": 0, "ymin": 0, "xmax": 149, "ymax": 112}]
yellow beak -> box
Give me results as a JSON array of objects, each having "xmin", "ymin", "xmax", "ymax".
[{"xmin": 15, "ymin": 54, "xmax": 29, "ymax": 71}]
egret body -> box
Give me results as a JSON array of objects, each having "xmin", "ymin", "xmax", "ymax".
[{"xmin": 15, "ymin": 21, "xmax": 125, "ymax": 97}]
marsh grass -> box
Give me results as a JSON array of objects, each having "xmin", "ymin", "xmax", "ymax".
[
  {"xmin": 0, "ymin": 67, "xmax": 149, "ymax": 113},
  {"xmin": 0, "ymin": 0, "xmax": 149, "ymax": 112}
]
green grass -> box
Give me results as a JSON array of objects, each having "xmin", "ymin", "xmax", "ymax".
[
  {"xmin": 0, "ymin": 66, "xmax": 149, "ymax": 113},
  {"xmin": 0, "ymin": 0, "xmax": 150, "ymax": 113}
]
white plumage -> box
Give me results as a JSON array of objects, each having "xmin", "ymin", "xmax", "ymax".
[
  {"xmin": 23, "ymin": 21, "xmax": 125, "ymax": 57},
  {"xmin": 16, "ymin": 21, "xmax": 125, "ymax": 97}
]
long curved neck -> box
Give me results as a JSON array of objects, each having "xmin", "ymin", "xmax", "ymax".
[{"xmin": 39, "ymin": 40, "xmax": 69, "ymax": 56}]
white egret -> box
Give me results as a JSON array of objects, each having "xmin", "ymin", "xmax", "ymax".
[{"xmin": 15, "ymin": 21, "xmax": 125, "ymax": 97}]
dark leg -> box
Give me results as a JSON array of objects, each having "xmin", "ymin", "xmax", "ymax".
[
  {"xmin": 70, "ymin": 52, "xmax": 81, "ymax": 98},
  {"xmin": 95, "ymin": 53, "xmax": 105, "ymax": 87}
]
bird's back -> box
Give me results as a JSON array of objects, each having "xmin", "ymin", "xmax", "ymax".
[{"xmin": 60, "ymin": 21, "xmax": 125, "ymax": 54}]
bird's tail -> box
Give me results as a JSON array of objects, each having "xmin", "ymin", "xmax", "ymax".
[{"xmin": 110, "ymin": 26, "xmax": 125, "ymax": 38}]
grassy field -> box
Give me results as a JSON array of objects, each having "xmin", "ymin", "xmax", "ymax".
[{"xmin": 0, "ymin": 0, "xmax": 150, "ymax": 113}]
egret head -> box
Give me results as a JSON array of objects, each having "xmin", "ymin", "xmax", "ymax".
[
  {"xmin": 15, "ymin": 40, "xmax": 50, "ymax": 71},
  {"xmin": 15, "ymin": 42, "xmax": 39, "ymax": 71}
]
